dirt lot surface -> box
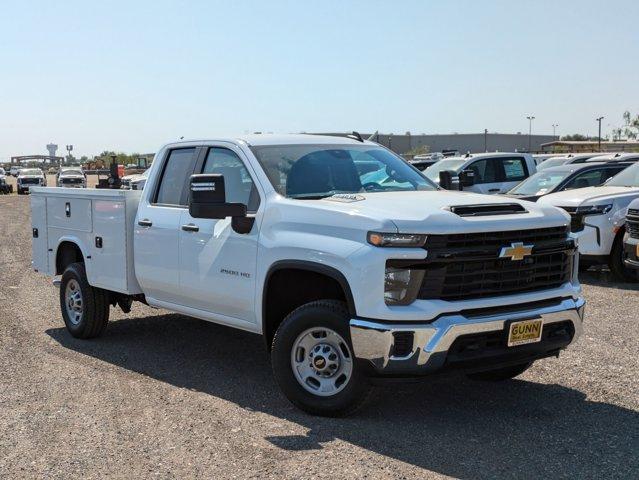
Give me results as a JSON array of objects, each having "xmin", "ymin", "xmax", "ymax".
[{"xmin": 1, "ymin": 194, "xmax": 637, "ymax": 479}]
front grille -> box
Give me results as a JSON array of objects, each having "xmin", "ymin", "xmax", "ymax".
[
  {"xmin": 627, "ymin": 208, "xmax": 639, "ymax": 239},
  {"xmin": 20, "ymin": 178, "xmax": 40, "ymax": 185},
  {"xmin": 399, "ymin": 227, "xmax": 574, "ymax": 302},
  {"xmin": 61, "ymin": 177, "xmax": 83, "ymax": 184},
  {"xmin": 559, "ymin": 206, "xmax": 585, "ymax": 232}
]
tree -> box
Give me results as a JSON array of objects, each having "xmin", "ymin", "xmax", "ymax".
[
  {"xmin": 622, "ymin": 111, "xmax": 639, "ymax": 139},
  {"xmin": 405, "ymin": 145, "xmax": 430, "ymax": 156},
  {"xmin": 560, "ymin": 133, "xmax": 606, "ymax": 141}
]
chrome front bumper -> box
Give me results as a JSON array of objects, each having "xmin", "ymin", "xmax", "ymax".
[{"xmin": 350, "ymin": 297, "xmax": 585, "ymax": 375}]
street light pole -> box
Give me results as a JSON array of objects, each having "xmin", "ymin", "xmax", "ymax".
[
  {"xmin": 552, "ymin": 124, "xmax": 559, "ymax": 137},
  {"xmin": 484, "ymin": 128, "xmax": 488, "ymax": 152},
  {"xmin": 526, "ymin": 116, "xmax": 535, "ymax": 152},
  {"xmin": 596, "ymin": 116, "xmax": 604, "ymax": 152}
]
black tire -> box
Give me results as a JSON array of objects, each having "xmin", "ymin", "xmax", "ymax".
[
  {"xmin": 271, "ymin": 300, "xmax": 372, "ymax": 417},
  {"xmin": 466, "ymin": 362, "xmax": 532, "ymax": 381},
  {"xmin": 609, "ymin": 233, "xmax": 638, "ymax": 282},
  {"xmin": 59, "ymin": 262, "xmax": 110, "ymax": 338}
]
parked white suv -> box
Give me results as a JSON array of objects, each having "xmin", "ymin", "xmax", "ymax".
[
  {"xmin": 538, "ymin": 161, "xmax": 639, "ymax": 280},
  {"xmin": 424, "ymin": 152, "xmax": 536, "ymax": 194},
  {"xmin": 31, "ymin": 135, "xmax": 584, "ymax": 416}
]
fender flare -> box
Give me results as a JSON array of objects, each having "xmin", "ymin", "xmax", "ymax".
[{"xmin": 263, "ymin": 260, "xmax": 357, "ymax": 319}]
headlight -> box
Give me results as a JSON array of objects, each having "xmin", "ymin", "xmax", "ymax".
[
  {"xmin": 368, "ymin": 232, "xmax": 427, "ymax": 247},
  {"xmin": 576, "ymin": 204, "xmax": 613, "ymax": 216},
  {"xmin": 384, "ymin": 267, "xmax": 425, "ymax": 305}
]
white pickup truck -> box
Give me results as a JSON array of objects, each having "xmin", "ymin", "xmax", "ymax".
[{"xmin": 30, "ymin": 134, "xmax": 585, "ymax": 416}]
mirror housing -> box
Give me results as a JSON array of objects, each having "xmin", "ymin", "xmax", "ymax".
[
  {"xmin": 189, "ymin": 174, "xmax": 254, "ymax": 233},
  {"xmin": 439, "ymin": 170, "xmax": 460, "ymax": 190},
  {"xmin": 459, "ymin": 169, "xmax": 475, "ymax": 188}
]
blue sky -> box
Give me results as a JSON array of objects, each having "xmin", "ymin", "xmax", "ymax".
[{"xmin": 1, "ymin": 0, "xmax": 637, "ymax": 160}]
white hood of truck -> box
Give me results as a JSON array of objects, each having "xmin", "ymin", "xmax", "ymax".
[
  {"xmin": 281, "ymin": 190, "xmax": 570, "ymax": 234},
  {"xmin": 537, "ymin": 186, "xmax": 639, "ymax": 208}
]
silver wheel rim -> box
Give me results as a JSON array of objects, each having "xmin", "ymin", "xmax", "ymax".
[
  {"xmin": 64, "ymin": 279, "xmax": 83, "ymax": 325},
  {"xmin": 291, "ymin": 327, "xmax": 353, "ymax": 397}
]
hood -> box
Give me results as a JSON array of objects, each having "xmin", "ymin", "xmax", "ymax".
[
  {"xmin": 18, "ymin": 174, "xmax": 44, "ymax": 179},
  {"xmin": 280, "ymin": 190, "xmax": 570, "ymax": 234},
  {"xmin": 59, "ymin": 174, "xmax": 85, "ymax": 179},
  {"xmin": 537, "ymin": 186, "xmax": 639, "ymax": 208},
  {"xmin": 122, "ymin": 174, "xmax": 144, "ymax": 181}
]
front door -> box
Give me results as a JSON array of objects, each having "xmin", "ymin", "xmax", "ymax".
[{"xmin": 178, "ymin": 145, "xmax": 262, "ymax": 325}]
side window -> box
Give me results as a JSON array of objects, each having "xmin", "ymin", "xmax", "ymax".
[
  {"xmin": 468, "ymin": 158, "xmax": 500, "ymax": 184},
  {"xmin": 563, "ymin": 169, "xmax": 602, "ymax": 190},
  {"xmin": 154, "ymin": 148, "xmax": 197, "ymax": 206},
  {"xmin": 202, "ymin": 147, "xmax": 260, "ymax": 212},
  {"xmin": 601, "ymin": 167, "xmax": 625, "ymax": 184},
  {"xmin": 502, "ymin": 157, "xmax": 528, "ymax": 181}
]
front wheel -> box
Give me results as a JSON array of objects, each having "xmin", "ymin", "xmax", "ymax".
[
  {"xmin": 60, "ymin": 262, "xmax": 110, "ymax": 338},
  {"xmin": 271, "ymin": 300, "xmax": 372, "ymax": 417},
  {"xmin": 609, "ymin": 234, "xmax": 638, "ymax": 282}
]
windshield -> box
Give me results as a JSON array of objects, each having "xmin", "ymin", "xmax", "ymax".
[
  {"xmin": 537, "ymin": 158, "xmax": 569, "ymax": 170},
  {"xmin": 509, "ymin": 169, "xmax": 572, "ymax": 195},
  {"xmin": 605, "ymin": 163, "xmax": 639, "ymax": 187},
  {"xmin": 21, "ymin": 169, "xmax": 42, "ymax": 175},
  {"xmin": 250, "ymin": 144, "xmax": 436, "ymax": 198},
  {"xmin": 424, "ymin": 159, "xmax": 468, "ymax": 182}
]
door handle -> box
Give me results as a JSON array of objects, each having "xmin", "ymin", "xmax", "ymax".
[
  {"xmin": 488, "ymin": 188, "xmax": 501, "ymax": 193},
  {"xmin": 181, "ymin": 223, "xmax": 199, "ymax": 232},
  {"xmin": 138, "ymin": 219, "xmax": 153, "ymax": 227}
]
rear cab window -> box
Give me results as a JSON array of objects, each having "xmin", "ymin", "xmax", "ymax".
[{"xmin": 153, "ymin": 148, "xmax": 198, "ymax": 206}]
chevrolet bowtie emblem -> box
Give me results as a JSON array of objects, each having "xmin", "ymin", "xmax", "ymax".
[{"xmin": 499, "ymin": 242, "xmax": 534, "ymax": 261}]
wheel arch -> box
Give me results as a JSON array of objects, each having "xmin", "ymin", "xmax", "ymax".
[
  {"xmin": 262, "ymin": 260, "xmax": 356, "ymax": 349},
  {"xmin": 55, "ymin": 238, "xmax": 88, "ymax": 275}
]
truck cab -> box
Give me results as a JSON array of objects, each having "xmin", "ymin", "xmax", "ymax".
[
  {"xmin": 424, "ymin": 152, "xmax": 536, "ymax": 194},
  {"xmin": 31, "ymin": 135, "xmax": 585, "ymax": 416}
]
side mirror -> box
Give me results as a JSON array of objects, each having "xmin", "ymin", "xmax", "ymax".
[
  {"xmin": 460, "ymin": 169, "xmax": 475, "ymax": 187},
  {"xmin": 439, "ymin": 170, "xmax": 460, "ymax": 190},
  {"xmin": 189, "ymin": 174, "xmax": 254, "ymax": 233}
]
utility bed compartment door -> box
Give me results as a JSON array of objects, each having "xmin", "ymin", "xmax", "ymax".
[
  {"xmin": 46, "ymin": 197, "xmax": 92, "ymax": 232},
  {"xmin": 91, "ymin": 199, "xmax": 128, "ymax": 292},
  {"xmin": 30, "ymin": 195, "xmax": 50, "ymax": 274}
]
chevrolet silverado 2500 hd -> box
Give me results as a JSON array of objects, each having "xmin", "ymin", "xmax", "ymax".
[{"xmin": 30, "ymin": 135, "xmax": 585, "ymax": 416}]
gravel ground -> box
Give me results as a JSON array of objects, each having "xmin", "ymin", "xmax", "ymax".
[{"xmin": 0, "ymin": 194, "xmax": 637, "ymax": 479}]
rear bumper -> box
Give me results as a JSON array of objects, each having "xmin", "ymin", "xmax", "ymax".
[
  {"xmin": 623, "ymin": 236, "xmax": 639, "ymax": 269},
  {"xmin": 350, "ymin": 296, "xmax": 585, "ymax": 376}
]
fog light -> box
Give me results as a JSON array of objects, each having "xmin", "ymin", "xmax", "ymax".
[{"xmin": 384, "ymin": 267, "xmax": 425, "ymax": 305}]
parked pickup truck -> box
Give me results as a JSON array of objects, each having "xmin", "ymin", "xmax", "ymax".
[
  {"xmin": 424, "ymin": 152, "xmax": 536, "ymax": 194},
  {"xmin": 31, "ymin": 135, "xmax": 585, "ymax": 416},
  {"xmin": 538, "ymin": 160, "xmax": 639, "ymax": 281}
]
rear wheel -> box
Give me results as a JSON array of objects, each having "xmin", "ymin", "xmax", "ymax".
[
  {"xmin": 271, "ymin": 300, "xmax": 372, "ymax": 417},
  {"xmin": 60, "ymin": 262, "xmax": 110, "ymax": 338},
  {"xmin": 467, "ymin": 362, "xmax": 532, "ymax": 381},
  {"xmin": 609, "ymin": 233, "xmax": 638, "ymax": 282}
]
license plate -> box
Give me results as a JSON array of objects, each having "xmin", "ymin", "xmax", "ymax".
[{"xmin": 508, "ymin": 319, "xmax": 543, "ymax": 347}]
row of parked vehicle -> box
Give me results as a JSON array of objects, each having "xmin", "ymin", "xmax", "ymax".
[{"xmin": 417, "ymin": 150, "xmax": 639, "ymax": 281}]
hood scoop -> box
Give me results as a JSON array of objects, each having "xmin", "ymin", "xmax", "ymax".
[{"xmin": 449, "ymin": 203, "xmax": 527, "ymax": 217}]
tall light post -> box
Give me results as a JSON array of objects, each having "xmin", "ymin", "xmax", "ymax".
[
  {"xmin": 484, "ymin": 128, "xmax": 488, "ymax": 152},
  {"xmin": 526, "ymin": 116, "xmax": 535, "ymax": 152},
  {"xmin": 552, "ymin": 124, "xmax": 559, "ymax": 138},
  {"xmin": 596, "ymin": 116, "xmax": 604, "ymax": 152}
]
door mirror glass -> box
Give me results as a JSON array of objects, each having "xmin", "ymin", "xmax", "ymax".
[{"xmin": 189, "ymin": 174, "xmax": 247, "ymax": 219}]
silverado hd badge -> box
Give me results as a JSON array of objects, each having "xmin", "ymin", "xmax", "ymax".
[{"xmin": 499, "ymin": 242, "xmax": 534, "ymax": 261}]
